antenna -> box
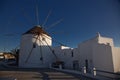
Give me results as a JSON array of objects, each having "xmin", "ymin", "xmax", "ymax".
[
  {"xmin": 36, "ymin": 0, "xmax": 40, "ymax": 25},
  {"xmin": 42, "ymin": 10, "xmax": 52, "ymax": 27}
]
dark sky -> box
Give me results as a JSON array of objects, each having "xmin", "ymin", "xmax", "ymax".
[{"xmin": 0, "ymin": 0, "xmax": 120, "ymax": 51}]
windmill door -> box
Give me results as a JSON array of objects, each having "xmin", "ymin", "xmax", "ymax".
[{"xmin": 73, "ymin": 60, "xmax": 79, "ymax": 70}]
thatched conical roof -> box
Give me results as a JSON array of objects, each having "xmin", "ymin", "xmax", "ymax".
[{"xmin": 23, "ymin": 25, "xmax": 49, "ymax": 36}]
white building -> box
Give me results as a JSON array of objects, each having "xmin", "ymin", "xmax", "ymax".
[
  {"xmin": 19, "ymin": 26, "xmax": 120, "ymax": 73},
  {"xmin": 53, "ymin": 33, "xmax": 120, "ymax": 73},
  {"xmin": 53, "ymin": 46, "xmax": 80, "ymax": 70},
  {"xmin": 19, "ymin": 25, "xmax": 55, "ymax": 68},
  {"xmin": 78, "ymin": 33, "xmax": 120, "ymax": 73}
]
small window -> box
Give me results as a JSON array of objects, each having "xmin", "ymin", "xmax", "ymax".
[
  {"xmin": 71, "ymin": 50, "xmax": 74, "ymax": 57},
  {"xmin": 40, "ymin": 57, "xmax": 43, "ymax": 61},
  {"xmin": 52, "ymin": 50, "xmax": 55, "ymax": 54},
  {"xmin": 64, "ymin": 52, "xmax": 66, "ymax": 55},
  {"xmin": 107, "ymin": 43, "xmax": 110, "ymax": 45},
  {"xmin": 42, "ymin": 37, "xmax": 45, "ymax": 41},
  {"xmin": 33, "ymin": 43, "xmax": 36, "ymax": 48}
]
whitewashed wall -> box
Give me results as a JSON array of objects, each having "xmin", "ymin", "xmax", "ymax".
[
  {"xmin": 78, "ymin": 37, "xmax": 97, "ymax": 69},
  {"xmin": 53, "ymin": 46, "xmax": 80, "ymax": 69},
  {"xmin": 98, "ymin": 36, "xmax": 114, "ymax": 46},
  {"xmin": 93, "ymin": 44, "xmax": 114, "ymax": 72},
  {"xmin": 53, "ymin": 46, "xmax": 72, "ymax": 68},
  {"xmin": 111, "ymin": 47, "xmax": 120, "ymax": 72},
  {"xmin": 19, "ymin": 34, "xmax": 55, "ymax": 68},
  {"xmin": 78, "ymin": 34, "xmax": 120, "ymax": 73}
]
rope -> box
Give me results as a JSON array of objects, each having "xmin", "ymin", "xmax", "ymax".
[
  {"xmin": 25, "ymin": 35, "xmax": 39, "ymax": 63},
  {"xmin": 41, "ymin": 35, "xmax": 58, "ymax": 59},
  {"xmin": 38, "ymin": 36, "xmax": 43, "ymax": 62}
]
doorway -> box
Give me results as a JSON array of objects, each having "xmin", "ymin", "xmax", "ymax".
[
  {"xmin": 73, "ymin": 60, "xmax": 79, "ymax": 70},
  {"xmin": 85, "ymin": 59, "xmax": 89, "ymax": 72}
]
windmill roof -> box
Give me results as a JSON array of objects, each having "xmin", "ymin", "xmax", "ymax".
[{"xmin": 23, "ymin": 25, "xmax": 50, "ymax": 36}]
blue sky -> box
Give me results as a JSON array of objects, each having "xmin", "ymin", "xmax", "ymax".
[{"xmin": 0, "ymin": 0, "xmax": 120, "ymax": 51}]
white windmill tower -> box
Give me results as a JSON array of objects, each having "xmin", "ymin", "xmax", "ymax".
[{"xmin": 19, "ymin": 24, "xmax": 56, "ymax": 68}]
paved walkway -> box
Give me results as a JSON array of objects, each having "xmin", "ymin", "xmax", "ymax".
[{"xmin": 0, "ymin": 68, "xmax": 98, "ymax": 80}]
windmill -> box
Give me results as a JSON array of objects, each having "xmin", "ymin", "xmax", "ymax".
[{"xmin": 19, "ymin": 0, "xmax": 65, "ymax": 68}]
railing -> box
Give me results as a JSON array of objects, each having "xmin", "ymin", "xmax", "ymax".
[
  {"xmin": 96, "ymin": 70, "xmax": 120, "ymax": 80},
  {"xmin": 79, "ymin": 67, "xmax": 120, "ymax": 80}
]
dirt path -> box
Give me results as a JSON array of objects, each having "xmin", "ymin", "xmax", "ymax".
[{"xmin": 0, "ymin": 68, "xmax": 97, "ymax": 80}]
